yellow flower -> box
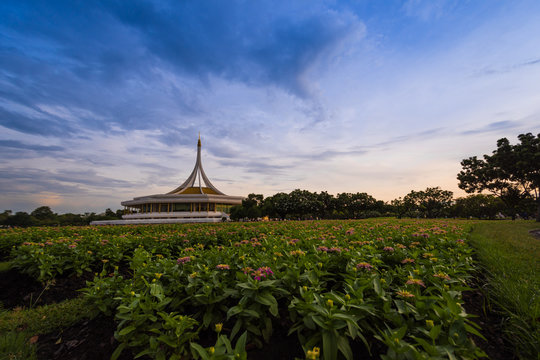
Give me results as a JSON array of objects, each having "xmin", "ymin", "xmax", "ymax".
[
  {"xmin": 215, "ymin": 323, "xmax": 223, "ymax": 333},
  {"xmin": 130, "ymin": 291, "xmax": 135, "ymax": 296},
  {"xmin": 155, "ymin": 273, "xmax": 163, "ymax": 279},
  {"xmin": 306, "ymin": 346, "xmax": 320, "ymax": 359},
  {"xmin": 344, "ymin": 294, "xmax": 351, "ymax": 301},
  {"xmin": 327, "ymin": 299, "xmax": 334, "ymax": 307},
  {"xmin": 190, "ymin": 272, "xmax": 197, "ymax": 278},
  {"xmin": 302, "ymin": 285, "xmax": 308, "ymax": 292},
  {"xmin": 209, "ymin": 347, "xmax": 215, "ymax": 354},
  {"xmin": 426, "ymin": 319, "xmax": 434, "ymax": 328}
]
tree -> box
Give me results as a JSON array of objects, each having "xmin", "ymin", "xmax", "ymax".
[
  {"xmin": 403, "ymin": 187, "xmax": 454, "ymax": 218},
  {"xmin": 4, "ymin": 212, "xmax": 36, "ymax": 227},
  {"xmin": 391, "ymin": 198, "xmax": 407, "ymax": 219},
  {"xmin": 457, "ymin": 133, "xmax": 540, "ymax": 221},
  {"xmin": 453, "ymin": 194, "xmax": 504, "ymax": 219},
  {"xmin": 31, "ymin": 206, "xmax": 55, "ymax": 220}
]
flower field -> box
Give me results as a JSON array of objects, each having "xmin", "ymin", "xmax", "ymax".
[{"xmin": 3, "ymin": 219, "xmax": 486, "ymax": 360}]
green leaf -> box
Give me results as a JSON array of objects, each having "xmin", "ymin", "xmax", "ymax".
[
  {"xmin": 373, "ymin": 277, "xmax": 383, "ymax": 296},
  {"xmin": 134, "ymin": 349, "xmax": 153, "ymax": 358},
  {"xmin": 255, "ymin": 292, "xmax": 277, "ymax": 307},
  {"xmin": 203, "ymin": 310, "xmax": 213, "ymax": 327},
  {"xmin": 396, "ymin": 325, "xmax": 408, "ymax": 339},
  {"xmin": 158, "ymin": 335, "xmax": 178, "ymax": 348},
  {"xmin": 110, "ymin": 343, "xmax": 126, "ymax": 360},
  {"xmin": 322, "ymin": 331, "xmax": 338, "ymax": 360},
  {"xmin": 336, "ymin": 335, "xmax": 353, "ymax": 360},
  {"xmin": 117, "ymin": 325, "xmax": 136, "ymax": 336},
  {"xmin": 227, "ymin": 305, "xmax": 243, "ymax": 319},
  {"xmin": 429, "ymin": 325, "xmax": 441, "ymax": 340},
  {"xmin": 190, "ymin": 342, "xmax": 210, "ymax": 360},
  {"xmin": 234, "ymin": 331, "xmax": 248, "ymax": 354},
  {"xmin": 464, "ymin": 322, "xmax": 486, "ymax": 340},
  {"xmin": 411, "ymin": 336, "xmax": 437, "ymax": 355},
  {"xmin": 394, "ymin": 300, "xmax": 408, "ymax": 314}
]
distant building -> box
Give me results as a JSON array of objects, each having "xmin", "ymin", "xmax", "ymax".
[{"xmin": 91, "ymin": 136, "xmax": 243, "ymax": 225}]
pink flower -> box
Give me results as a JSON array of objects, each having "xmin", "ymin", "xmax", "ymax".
[
  {"xmin": 250, "ymin": 266, "xmax": 273, "ymax": 280},
  {"xmin": 345, "ymin": 228, "xmax": 355, "ymax": 235},
  {"xmin": 401, "ymin": 258, "xmax": 415, "ymax": 264},
  {"xmin": 177, "ymin": 256, "xmax": 191, "ymax": 264},
  {"xmin": 406, "ymin": 278, "xmax": 425, "ymax": 287},
  {"xmin": 216, "ymin": 264, "xmax": 230, "ymax": 270},
  {"xmin": 396, "ymin": 290, "xmax": 415, "ymax": 298},
  {"xmin": 356, "ymin": 262, "xmax": 373, "ymax": 270},
  {"xmin": 433, "ymin": 272, "xmax": 451, "ymax": 280},
  {"xmin": 383, "ymin": 246, "xmax": 394, "ymax": 252}
]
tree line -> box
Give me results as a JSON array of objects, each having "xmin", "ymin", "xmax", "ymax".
[
  {"xmin": 2, "ymin": 133, "xmax": 538, "ymax": 226},
  {"xmin": 0, "ymin": 207, "xmax": 123, "ymax": 227},
  {"xmin": 230, "ymin": 187, "xmax": 535, "ymax": 221},
  {"xmin": 233, "ymin": 132, "xmax": 540, "ymax": 222}
]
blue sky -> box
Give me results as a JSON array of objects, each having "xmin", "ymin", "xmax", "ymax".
[{"xmin": 1, "ymin": 0, "xmax": 540, "ymax": 213}]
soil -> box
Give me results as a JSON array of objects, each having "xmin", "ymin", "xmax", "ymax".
[
  {"xmin": 529, "ymin": 229, "xmax": 540, "ymax": 239},
  {"xmin": 462, "ymin": 273, "xmax": 517, "ymax": 360},
  {"xmin": 0, "ymin": 268, "xmax": 91, "ymax": 310},
  {"xmin": 36, "ymin": 315, "xmax": 137, "ymax": 360},
  {"xmin": 0, "ymin": 268, "xmax": 516, "ymax": 360}
]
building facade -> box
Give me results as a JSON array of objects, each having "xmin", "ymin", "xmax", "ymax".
[{"xmin": 91, "ymin": 136, "xmax": 243, "ymax": 225}]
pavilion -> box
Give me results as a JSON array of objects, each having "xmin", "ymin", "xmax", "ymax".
[{"xmin": 91, "ymin": 136, "xmax": 243, "ymax": 225}]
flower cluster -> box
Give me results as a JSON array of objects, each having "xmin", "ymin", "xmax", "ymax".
[
  {"xmin": 405, "ymin": 278, "xmax": 425, "ymax": 287},
  {"xmin": 316, "ymin": 246, "xmax": 342, "ymax": 253},
  {"xmin": 383, "ymin": 246, "xmax": 394, "ymax": 252},
  {"xmin": 289, "ymin": 250, "xmax": 305, "ymax": 256},
  {"xmin": 177, "ymin": 256, "xmax": 191, "ymax": 264},
  {"xmin": 249, "ymin": 266, "xmax": 273, "ymax": 281},
  {"xmin": 433, "ymin": 272, "xmax": 451, "ymax": 280},
  {"xmin": 396, "ymin": 290, "xmax": 415, "ymax": 298},
  {"xmin": 216, "ymin": 264, "xmax": 230, "ymax": 270},
  {"xmin": 356, "ymin": 262, "xmax": 373, "ymax": 270}
]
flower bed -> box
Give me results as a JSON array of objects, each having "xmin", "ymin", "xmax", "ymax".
[{"xmin": 4, "ymin": 219, "xmax": 486, "ymax": 359}]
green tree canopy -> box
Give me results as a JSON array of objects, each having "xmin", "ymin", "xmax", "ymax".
[
  {"xmin": 31, "ymin": 206, "xmax": 55, "ymax": 220},
  {"xmin": 457, "ymin": 133, "xmax": 540, "ymax": 221},
  {"xmin": 403, "ymin": 187, "xmax": 454, "ymax": 218}
]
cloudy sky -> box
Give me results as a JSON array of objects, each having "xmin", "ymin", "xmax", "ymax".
[{"xmin": 1, "ymin": 0, "xmax": 540, "ymax": 213}]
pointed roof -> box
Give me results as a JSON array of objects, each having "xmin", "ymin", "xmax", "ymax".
[{"xmin": 167, "ymin": 135, "xmax": 226, "ymax": 195}]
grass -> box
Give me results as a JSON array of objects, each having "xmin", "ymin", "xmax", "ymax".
[
  {"xmin": 469, "ymin": 220, "xmax": 540, "ymax": 359},
  {"xmin": 0, "ymin": 262, "xmax": 11, "ymax": 273},
  {"xmin": 0, "ymin": 297, "xmax": 95, "ymax": 360},
  {"xmin": 0, "ymin": 331, "xmax": 37, "ymax": 360}
]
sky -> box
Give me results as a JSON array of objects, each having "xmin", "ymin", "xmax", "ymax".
[{"xmin": 1, "ymin": 0, "xmax": 540, "ymax": 214}]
